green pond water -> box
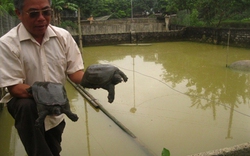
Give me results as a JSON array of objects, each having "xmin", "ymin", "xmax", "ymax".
[{"xmin": 1, "ymin": 41, "xmax": 250, "ymax": 156}]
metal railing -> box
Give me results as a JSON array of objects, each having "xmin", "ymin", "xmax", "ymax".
[
  {"xmin": 0, "ymin": 8, "xmax": 18, "ymax": 109},
  {"xmin": 0, "ymin": 8, "xmax": 19, "ymax": 37}
]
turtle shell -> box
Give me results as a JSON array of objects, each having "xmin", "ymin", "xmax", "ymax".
[
  {"xmin": 228, "ymin": 60, "xmax": 250, "ymax": 71},
  {"xmin": 30, "ymin": 82, "xmax": 68, "ymax": 106},
  {"xmin": 82, "ymin": 64, "xmax": 118, "ymax": 88}
]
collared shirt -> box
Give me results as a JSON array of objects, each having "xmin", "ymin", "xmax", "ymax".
[{"xmin": 0, "ymin": 23, "xmax": 84, "ymax": 130}]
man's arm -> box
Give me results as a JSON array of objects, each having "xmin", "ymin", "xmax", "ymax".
[
  {"xmin": 8, "ymin": 84, "xmax": 32, "ymax": 98},
  {"xmin": 68, "ymin": 70, "xmax": 84, "ymax": 84}
]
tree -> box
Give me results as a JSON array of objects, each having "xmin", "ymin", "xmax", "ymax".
[
  {"xmin": 1, "ymin": 0, "xmax": 250, "ymax": 27},
  {"xmin": 197, "ymin": 0, "xmax": 250, "ymax": 27},
  {"xmin": 162, "ymin": 0, "xmax": 250, "ymax": 27},
  {"xmin": 132, "ymin": 0, "xmax": 159, "ymax": 15},
  {"xmin": 51, "ymin": 0, "xmax": 78, "ymax": 25},
  {"xmin": 0, "ymin": 0, "xmax": 15, "ymax": 15},
  {"xmin": 106, "ymin": 0, "xmax": 130, "ymax": 18}
]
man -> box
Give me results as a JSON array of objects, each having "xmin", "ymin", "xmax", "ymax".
[{"xmin": 0, "ymin": 0, "xmax": 84, "ymax": 155}]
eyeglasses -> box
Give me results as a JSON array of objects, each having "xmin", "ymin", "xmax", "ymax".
[{"xmin": 26, "ymin": 8, "xmax": 53, "ymax": 18}]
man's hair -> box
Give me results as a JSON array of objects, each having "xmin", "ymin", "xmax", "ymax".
[{"xmin": 14, "ymin": 0, "xmax": 52, "ymax": 10}]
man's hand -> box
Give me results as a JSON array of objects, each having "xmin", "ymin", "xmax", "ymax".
[{"xmin": 8, "ymin": 84, "xmax": 32, "ymax": 98}]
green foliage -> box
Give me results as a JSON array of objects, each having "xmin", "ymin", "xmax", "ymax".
[
  {"xmin": 162, "ymin": 0, "xmax": 250, "ymax": 27},
  {"xmin": 115, "ymin": 10, "xmax": 127, "ymax": 18},
  {"xmin": 51, "ymin": 0, "xmax": 78, "ymax": 25},
  {"xmin": 190, "ymin": 9, "xmax": 204, "ymax": 27},
  {"xmin": 171, "ymin": 9, "xmax": 190, "ymax": 26},
  {"xmin": 162, "ymin": 148, "xmax": 170, "ymax": 156},
  {"xmin": 59, "ymin": 20, "xmax": 77, "ymax": 30},
  {"xmin": 220, "ymin": 20, "xmax": 250, "ymax": 28},
  {"xmin": 158, "ymin": 0, "xmax": 169, "ymax": 13},
  {"xmin": 1, "ymin": 0, "xmax": 250, "ymax": 28},
  {"xmin": 194, "ymin": 0, "xmax": 250, "ymax": 27},
  {"xmin": 0, "ymin": 0, "xmax": 15, "ymax": 15}
]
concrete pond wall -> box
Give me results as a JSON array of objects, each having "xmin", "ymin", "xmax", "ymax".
[
  {"xmin": 81, "ymin": 18, "xmax": 167, "ymax": 34},
  {"xmin": 70, "ymin": 18, "xmax": 250, "ymax": 48},
  {"xmin": 73, "ymin": 30, "xmax": 185, "ymax": 46},
  {"xmin": 183, "ymin": 26, "xmax": 250, "ymax": 49},
  {"xmin": 188, "ymin": 142, "xmax": 250, "ymax": 156}
]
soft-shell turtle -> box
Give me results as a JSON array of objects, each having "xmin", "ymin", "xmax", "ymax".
[
  {"xmin": 27, "ymin": 81, "xmax": 78, "ymax": 127},
  {"xmin": 228, "ymin": 60, "xmax": 250, "ymax": 72},
  {"xmin": 81, "ymin": 64, "xmax": 128, "ymax": 103}
]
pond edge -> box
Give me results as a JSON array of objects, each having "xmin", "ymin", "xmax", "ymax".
[{"xmin": 188, "ymin": 142, "xmax": 250, "ymax": 156}]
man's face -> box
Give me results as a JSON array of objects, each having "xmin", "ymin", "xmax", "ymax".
[{"xmin": 16, "ymin": 0, "xmax": 51, "ymax": 39}]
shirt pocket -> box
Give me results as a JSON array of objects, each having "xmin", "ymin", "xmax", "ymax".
[{"xmin": 47, "ymin": 58, "xmax": 67, "ymax": 82}]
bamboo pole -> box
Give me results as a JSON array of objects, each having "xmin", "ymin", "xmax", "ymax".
[
  {"xmin": 67, "ymin": 78, "xmax": 136, "ymax": 137},
  {"xmin": 67, "ymin": 78, "xmax": 156, "ymax": 156},
  {"xmin": 67, "ymin": 78, "xmax": 98, "ymax": 108},
  {"xmin": 226, "ymin": 29, "xmax": 230, "ymax": 67},
  {"xmin": 79, "ymin": 85, "xmax": 137, "ymax": 138},
  {"xmin": 78, "ymin": 8, "xmax": 83, "ymax": 54}
]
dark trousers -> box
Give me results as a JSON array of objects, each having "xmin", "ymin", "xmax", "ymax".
[{"xmin": 7, "ymin": 97, "xmax": 65, "ymax": 156}]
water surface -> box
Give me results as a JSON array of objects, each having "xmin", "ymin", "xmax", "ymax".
[{"xmin": 1, "ymin": 42, "xmax": 250, "ymax": 156}]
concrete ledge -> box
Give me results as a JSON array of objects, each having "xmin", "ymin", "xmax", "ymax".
[{"xmin": 188, "ymin": 142, "xmax": 250, "ymax": 156}]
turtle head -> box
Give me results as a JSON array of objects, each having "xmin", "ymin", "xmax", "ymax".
[{"xmin": 52, "ymin": 106, "xmax": 62, "ymax": 116}]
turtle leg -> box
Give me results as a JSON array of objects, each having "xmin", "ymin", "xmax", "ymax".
[
  {"xmin": 112, "ymin": 71, "xmax": 128, "ymax": 85},
  {"xmin": 35, "ymin": 110, "xmax": 49, "ymax": 127},
  {"xmin": 62, "ymin": 104, "xmax": 78, "ymax": 122},
  {"xmin": 117, "ymin": 70, "xmax": 128, "ymax": 82},
  {"xmin": 103, "ymin": 84, "xmax": 115, "ymax": 103}
]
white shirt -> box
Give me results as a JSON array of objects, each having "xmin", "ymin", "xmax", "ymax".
[{"xmin": 0, "ymin": 23, "xmax": 84, "ymax": 130}]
